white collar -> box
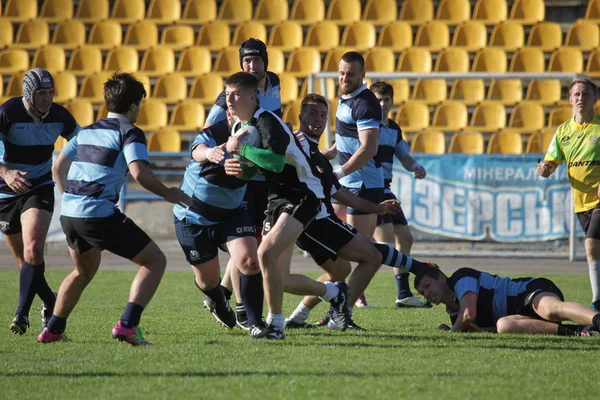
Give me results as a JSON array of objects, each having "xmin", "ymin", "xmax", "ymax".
[{"xmin": 106, "ymin": 112, "xmax": 131, "ymax": 123}]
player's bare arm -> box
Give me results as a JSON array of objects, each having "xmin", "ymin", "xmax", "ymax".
[
  {"xmin": 193, "ymin": 143, "xmax": 226, "ymax": 164},
  {"xmin": 333, "ymin": 188, "xmax": 400, "ymax": 216},
  {"xmin": 129, "ymin": 160, "xmax": 192, "ymax": 207},
  {"xmin": 399, "ymin": 154, "xmax": 426, "ymax": 179},
  {"xmin": 536, "ymin": 160, "xmax": 558, "ymax": 178},
  {"xmin": 451, "ymin": 292, "xmax": 478, "ymax": 332},
  {"xmin": 51, "ymin": 152, "xmax": 73, "ymax": 194},
  {"xmin": 322, "ymin": 142, "xmax": 337, "ymax": 160},
  {"xmin": 335, "ymin": 128, "xmax": 379, "ymax": 178}
]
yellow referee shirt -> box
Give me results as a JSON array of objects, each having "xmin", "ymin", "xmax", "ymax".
[{"xmin": 545, "ymin": 115, "xmax": 600, "ymax": 213}]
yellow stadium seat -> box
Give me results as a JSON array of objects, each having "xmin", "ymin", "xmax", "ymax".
[
  {"xmin": 509, "ymin": 48, "xmax": 545, "ymax": 72},
  {"xmin": 586, "ymin": 49, "xmax": 600, "ymax": 79},
  {"xmin": 467, "ymin": 102, "xmax": 506, "ymax": 131},
  {"xmin": 290, "ymin": 0, "xmax": 325, "ymax": 25},
  {"xmin": 268, "ymin": 48, "xmax": 285, "ymax": 74},
  {"xmin": 362, "ymin": 0, "xmax": 397, "ymax": 25},
  {"xmin": 377, "ymin": 22, "xmax": 413, "ymax": 52},
  {"xmin": 596, "ymin": 101, "xmax": 600, "ymax": 115},
  {"xmin": 400, "ymin": 0, "xmax": 433, "ymax": 25},
  {"xmin": 68, "ymin": 46, "xmax": 103, "ymax": 76},
  {"xmin": 52, "ymin": 71, "xmax": 77, "ymax": 103},
  {"xmin": 75, "ymin": 0, "xmax": 109, "ymax": 23},
  {"xmin": 2, "ymin": 72, "xmax": 26, "ymax": 101},
  {"xmin": 525, "ymin": 80, "xmax": 562, "ymax": 106},
  {"xmin": 88, "ymin": 21, "xmax": 123, "ymax": 50},
  {"xmin": 146, "ymin": 0, "xmax": 181, "ymax": 23},
  {"xmin": 14, "ymin": 20, "xmax": 50, "ymax": 50},
  {"xmin": 180, "ymin": 0, "xmax": 216, "ymax": 24},
  {"xmin": 434, "ymin": 48, "xmax": 469, "ymax": 73},
  {"xmin": 436, "ymin": 0, "xmax": 471, "ymax": 25},
  {"xmin": 104, "ymin": 46, "xmax": 139, "ymax": 73},
  {"xmin": 268, "ymin": 21, "xmax": 303, "ymax": 52},
  {"xmin": 0, "ymin": 19, "xmax": 13, "ymax": 49},
  {"xmin": 527, "ymin": 22, "xmax": 562, "ymax": 52},
  {"xmin": 489, "ymin": 21, "xmax": 524, "ymax": 51},
  {"xmin": 278, "ymin": 74, "xmax": 298, "ymax": 104},
  {"xmin": 52, "ymin": 20, "xmax": 86, "ymax": 50},
  {"xmin": 412, "ymin": 79, "xmax": 447, "ymax": 104},
  {"xmin": 397, "ymin": 48, "xmax": 432, "ymax": 73},
  {"xmin": 65, "ymin": 99, "xmax": 94, "ymax": 127},
  {"xmin": 218, "ymin": 0, "xmax": 252, "ymax": 24},
  {"xmin": 79, "ymin": 72, "xmax": 113, "ymax": 103},
  {"xmin": 525, "ymin": 129, "xmax": 555, "ymax": 154},
  {"xmin": 169, "ymin": 101, "xmax": 206, "ymax": 132},
  {"xmin": 448, "ymin": 132, "xmax": 484, "ymax": 154},
  {"xmin": 54, "ymin": 136, "xmax": 68, "ymax": 152},
  {"xmin": 286, "ymin": 48, "xmax": 321, "ymax": 78},
  {"xmin": 213, "ymin": 47, "xmax": 241, "ymax": 76},
  {"xmin": 432, "ymin": 101, "xmax": 468, "ymax": 131},
  {"xmin": 410, "ymin": 131, "xmax": 445, "ymax": 154},
  {"xmin": 387, "ymin": 80, "xmax": 411, "ymax": 104},
  {"xmin": 326, "ymin": 0, "xmax": 361, "ymax": 25},
  {"xmin": 548, "ymin": 107, "xmax": 572, "ymax": 128},
  {"xmin": 282, "ymin": 100, "xmax": 302, "ymax": 131},
  {"xmin": 176, "ymin": 47, "xmax": 212, "ymax": 77},
  {"xmin": 140, "ymin": 48, "xmax": 175, "ymax": 76},
  {"xmin": 232, "ymin": 22, "xmax": 268, "ymax": 46},
  {"xmin": 40, "ymin": 0, "xmax": 74, "ymax": 22},
  {"xmin": 152, "ymin": 73, "xmax": 188, "ymax": 103},
  {"xmin": 137, "ymin": 100, "xmax": 169, "ymax": 132},
  {"xmin": 414, "ymin": 21, "xmax": 450, "ymax": 52},
  {"xmin": 189, "ymin": 73, "xmax": 224, "ymax": 104},
  {"xmin": 487, "ymin": 132, "xmax": 523, "ymax": 154},
  {"xmin": 0, "ymin": 49, "xmax": 29, "ymax": 75},
  {"xmin": 341, "ymin": 22, "xmax": 376, "ymax": 52},
  {"xmin": 322, "ymin": 48, "xmax": 353, "ymax": 72},
  {"xmin": 471, "ymin": 48, "xmax": 507, "ymax": 72},
  {"xmin": 111, "ymin": 0, "xmax": 145, "ymax": 23},
  {"xmin": 304, "ymin": 21, "xmax": 340, "ymax": 52},
  {"xmin": 486, "ymin": 79, "xmax": 522, "ymax": 105},
  {"xmin": 509, "ymin": 0, "xmax": 544, "ymax": 25},
  {"xmin": 395, "ymin": 101, "xmax": 430, "ymax": 132},
  {"xmin": 586, "ymin": 0, "xmax": 600, "ymax": 22},
  {"xmin": 452, "ymin": 21, "xmax": 487, "ymax": 51},
  {"xmin": 4, "ymin": 0, "xmax": 37, "ymax": 22},
  {"xmin": 197, "ymin": 21, "xmax": 231, "ymax": 51},
  {"xmin": 124, "ymin": 21, "xmax": 159, "ymax": 51},
  {"xmin": 472, "ymin": 0, "xmax": 507, "ymax": 25},
  {"xmin": 160, "ymin": 25, "xmax": 194, "ymax": 50},
  {"xmin": 548, "ymin": 48, "xmax": 583, "ymax": 73},
  {"xmin": 254, "ymin": 0, "xmax": 289, "ymax": 24},
  {"xmin": 328, "ymin": 99, "xmax": 338, "ymax": 130},
  {"xmin": 507, "ymin": 101, "xmax": 545, "ymax": 133},
  {"xmin": 136, "ymin": 74, "xmax": 152, "ymax": 96},
  {"xmin": 147, "ymin": 129, "xmax": 181, "ymax": 152},
  {"xmin": 565, "ymin": 20, "xmax": 600, "ymax": 51},
  {"xmin": 32, "ymin": 46, "xmax": 66, "ymax": 74},
  {"xmin": 449, "ymin": 79, "xmax": 485, "ymax": 106},
  {"xmin": 299, "ymin": 77, "xmax": 336, "ymax": 100},
  {"xmin": 364, "ymin": 49, "xmax": 395, "ymax": 73}
]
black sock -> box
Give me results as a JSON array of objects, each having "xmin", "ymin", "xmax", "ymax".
[
  {"xmin": 33, "ymin": 263, "xmax": 56, "ymax": 309},
  {"xmin": 236, "ymin": 302, "xmax": 246, "ymax": 314},
  {"xmin": 200, "ymin": 282, "xmax": 229, "ymax": 312},
  {"xmin": 240, "ymin": 272, "xmax": 263, "ymax": 326},
  {"xmin": 593, "ymin": 313, "xmax": 600, "ymax": 329},
  {"xmin": 222, "ymin": 286, "xmax": 232, "ymax": 302},
  {"xmin": 557, "ymin": 324, "xmax": 580, "ymax": 336},
  {"xmin": 47, "ymin": 315, "xmax": 67, "ymax": 334},
  {"xmin": 15, "ymin": 261, "xmax": 39, "ymax": 316},
  {"xmin": 396, "ymin": 273, "xmax": 413, "ymax": 299},
  {"xmin": 374, "ymin": 243, "xmax": 429, "ymax": 274},
  {"xmin": 120, "ymin": 302, "xmax": 144, "ymax": 328}
]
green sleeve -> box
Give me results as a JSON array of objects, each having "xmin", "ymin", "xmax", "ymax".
[
  {"xmin": 240, "ymin": 163, "xmax": 260, "ymax": 180},
  {"xmin": 240, "ymin": 144, "xmax": 285, "ymax": 173},
  {"xmin": 544, "ymin": 129, "xmax": 563, "ymax": 164}
]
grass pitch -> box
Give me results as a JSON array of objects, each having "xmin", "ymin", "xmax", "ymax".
[{"xmin": 1, "ymin": 269, "xmax": 598, "ymax": 399}]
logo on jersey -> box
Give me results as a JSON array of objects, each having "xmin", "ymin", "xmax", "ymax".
[
  {"xmin": 561, "ymin": 136, "xmax": 571, "ymax": 146},
  {"xmin": 0, "ymin": 221, "xmax": 9, "ymax": 232},
  {"xmin": 589, "ymin": 135, "xmax": 600, "ymax": 144},
  {"xmin": 236, "ymin": 226, "xmax": 254, "ymax": 235},
  {"xmin": 567, "ymin": 160, "xmax": 600, "ymax": 168},
  {"xmin": 189, "ymin": 250, "xmax": 200, "ymax": 261}
]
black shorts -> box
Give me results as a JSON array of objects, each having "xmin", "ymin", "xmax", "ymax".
[
  {"xmin": 60, "ymin": 211, "xmax": 152, "ymax": 260},
  {"xmin": 0, "ymin": 184, "xmax": 54, "ymax": 235},
  {"xmin": 576, "ymin": 204, "xmax": 600, "ymax": 240},
  {"xmin": 174, "ymin": 207, "xmax": 255, "ymax": 265},
  {"xmin": 243, "ymin": 180, "xmax": 269, "ymax": 228},
  {"xmin": 517, "ymin": 278, "xmax": 565, "ymax": 319},
  {"xmin": 297, "ymin": 214, "xmax": 357, "ymax": 265},
  {"xmin": 263, "ymin": 193, "xmax": 322, "ymax": 236},
  {"xmin": 377, "ymin": 192, "xmax": 408, "ymax": 226},
  {"xmin": 344, "ymin": 186, "xmax": 384, "ymax": 216}
]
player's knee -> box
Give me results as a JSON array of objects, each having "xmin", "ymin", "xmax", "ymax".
[
  {"xmin": 148, "ymin": 248, "xmax": 167, "ymax": 271},
  {"xmin": 496, "ymin": 317, "xmax": 516, "ymax": 334},
  {"xmin": 399, "ymin": 233, "xmax": 414, "ymax": 250},
  {"xmin": 238, "ymin": 254, "xmax": 260, "ymax": 275},
  {"xmin": 364, "ymin": 245, "xmax": 382, "ymax": 268},
  {"xmin": 23, "ymin": 240, "xmax": 45, "ymax": 264}
]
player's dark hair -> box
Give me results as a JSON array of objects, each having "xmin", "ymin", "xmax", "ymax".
[
  {"xmin": 225, "ymin": 72, "xmax": 258, "ymax": 93},
  {"xmin": 341, "ymin": 51, "xmax": 365, "ymax": 72},
  {"xmin": 568, "ymin": 78, "xmax": 598, "ymax": 98},
  {"xmin": 103, "ymin": 72, "xmax": 147, "ymax": 113},
  {"xmin": 370, "ymin": 81, "xmax": 394, "ymax": 100},
  {"xmin": 300, "ymin": 93, "xmax": 328, "ymax": 114},
  {"xmin": 414, "ymin": 267, "xmax": 447, "ymax": 289}
]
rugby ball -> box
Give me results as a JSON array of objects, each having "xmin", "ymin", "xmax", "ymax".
[{"xmin": 231, "ymin": 125, "xmax": 262, "ymax": 167}]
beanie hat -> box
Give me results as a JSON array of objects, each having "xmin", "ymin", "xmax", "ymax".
[
  {"xmin": 22, "ymin": 68, "xmax": 54, "ymax": 105},
  {"xmin": 239, "ymin": 38, "xmax": 268, "ymax": 70}
]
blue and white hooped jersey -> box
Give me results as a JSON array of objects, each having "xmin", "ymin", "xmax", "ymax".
[
  {"xmin": 377, "ymin": 119, "xmax": 409, "ymax": 193},
  {"xmin": 0, "ymin": 97, "xmax": 80, "ymax": 199},
  {"xmin": 173, "ymin": 120, "xmax": 247, "ymax": 226},
  {"xmin": 61, "ymin": 113, "xmax": 149, "ymax": 218},
  {"xmin": 335, "ymin": 84, "xmax": 383, "ymax": 189}
]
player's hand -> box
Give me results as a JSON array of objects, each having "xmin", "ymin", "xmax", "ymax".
[
  {"xmin": 224, "ymin": 158, "xmax": 244, "ymax": 178},
  {"xmin": 2, "ymin": 169, "xmax": 31, "ymax": 194},
  {"xmin": 536, "ymin": 161, "xmax": 554, "ymax": 178},
  {"xmin": 438, "ymin": 324, "xmax": 451, "ymax": 332},
  {"xmin": 413, "ymin": 164, "xmax": 426, "ymax": 179},
  {"xmin": 295, "ymin": 131, "xmax": 306, "ymax": 142},
  {"xmin": 206, "ymin": 143, "xmax": 227, "ymax": 164},
  {"xmin": 164, "ymin": 187, "xmax": 193, "ymax": 207},
  {"xmin": 226, "ymin": 129, "xmax": 248, "ymax": 154},
  {"xmin": 376, "ymin": 199, "xmax": 401, "ymax": 215}
]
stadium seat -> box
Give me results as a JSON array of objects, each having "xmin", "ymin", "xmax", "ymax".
[
  {"xmin": 509, "ymin": 0, "xmax": 544, "ymax": 25},
  {"xmin": 0, "ymin": 19, "xmax": 13, "ymax": 49},
  {"xmin": 189, "ymin": 73, "xmax": 224, "ymax": 104},
  {"xmin": 218, "ymin": 0, "xmax": 252, "ymax": 24},
  {"xmin": 448, "ymin": 132, "xmax": 484, "ymax": 154},
  {"xmin": 160, "ymin": 25, "xmax": 195, "ymax": 50},
  {"xmin": 432, "ymin": 101, "xmax": 468, "ymax": 131},
  {"xmin": 52, "ymin": 20, "xmax": 86, "ymax": 50},
  {"xmin": 169, "ymin": 102, "xmax": 206, "ymax": 132},
  {"xmin": 509, "ymin": 48, "xmax": 545, "ymax": 72},
  {"xmin": 290, "ymin": 0, "xmax": 325, "ymax": 25},
  {"xmin": 547, "ymin": 107, "xmax": 573, "ymax": 128},
  {"xmin": 489, "ymin": 21, "xmax": 524, "ymax": 51},
  {"xmin": 3, "ymin": 0, "xmax": 37, "ymax": 22},
  {"xmin": 268, "ymin": 21, "xmax": 303, "ymax": 52},
  {"xmin": 65, "ymin": 99, "xmax": 94, "ymax": 127},
  {"xmin": 40, "ymin": 0, "xmax": 74, "ymax": 22},
  {"xmin": 397, "ymin": 48, "xmax": 432, "ymax": 73},
  {"xmin": 140, "ymin": 48, "xmax": 175, "ymax": 76},
  {"xmin": 412, "ymin": 79, "xmax": 447, "ymax": 104},
  {"xmin": 214, "ymin": 47, "xmax": 241, "ymax": 76},
  {"xmin": 147, "ymin": 129, "xmax": 181, "ymax": 152},
  {"xmin": 326, "ymin": 0, "xmax": 361, "ymax": 25},
  {"xmin": 506, "ymin": 101, "xmax": 545, "ymax": 133},
  {"xmin": 472, "ymin": 0, "xmax": 507, "ymax": 25},
  {"xmin": 548, "ymin": 48, "xmax": 583, "ymax": 73},
  {"xmin": 68, "ymin": 46, "xmax": 103, "ymax": 76},
  {"xmin": 467, "ymin": 102, "xmax": 506, "ymax": 131},
  {"xmin": 180, "ymin": 0, "xmax": 217, "ymax": 24},
  {"xmin": 377, "ymin": 22, "xmax": 413, "ymax": 52},
  {"xmin": 52, "ymin": 71, "xmax": 77, "ymax": 103},
  {"xmin": 0, "ymin": 49, "xmax": 29, "ymax": 75},
  {"xmin": 410, "ymin": 131, "xmax": 445, "ymax": 154},
  {"xmin": 111, "ymin": 0, "xmax": 145, "ymax": 23},
  {"xmin": 449, "ymin": 79, "xmax": 485, "ymax": 106},
  {"xmin": 304, "ymin": 21, "xmax": 340, "ymax": 52},
  {"xmin": 232, "ymin": 22, "xmax": 268, "ymax": 46},
  {"xmin": 283, "ymin": 100, "xmax": 302, "ymax": 131},
  {"xmin": 525, "ymin": 129, "xmax": 554, "ymax": 154},
  {"xmin": 471, "ymin": 48, "xmax": 507, "ymax": 72},
  {"xmin": 124, "ymin": 21, "xmax": 159, "ymax": 51},
  {"xmin": 32, "ymin": 46, "xmax": 66, "ymax": 74},
  {"xmin": 436, "ymin": 0, "xmax": 471, "ymax": 25},
  {"xmin": 586, "ymin": 49, "xmax": 600, "ymax": 79},
  {"xmin": 197, "ymin": 21, "xmax": 231, "ymax": 51},
  {"xmin": 267, "ymin": 48, "xmax": 285, "ymax": 74},
  {"xmin": 487, "ymin": 132, "xmax": 523, "ymax": 154},
  {"xmin": 254, "ymin": 0, "xmax": 289, "ymax": 24},
  {"xmin": 434, "ymin": 48, "xmax": 469, "ymax": 73},
  {"xmin": 328, "ymin": 99, "xmax": 338, "ymax": 130},
  {"xmin": 152, "ymin": 73, "xmax": 188, "ymax": 103},
  {"xmin": 486, "ymin": 79, "xmax": 523, "ymax": 105},
  {"xmin": 278, "ymin": 74, "xmax": 299, "ymax": 104},
  {"xmin": 14, "ymin": 20, "xmax": 50, "ymax": 50},
  {"xmin": 525, "ymin": 80, "xmax": 562, "ymax": 106},
  {"xmin": 586, "ymin": 0, "xmax": 600, "ymax": 22},
  {"xmin": 54, "ymin": 136, "xmax": 68, "ymax": 152},
  {"xmin": 176, "ymin": 47, "xmax": 212, "ymax": 77},
  {"xmin": 104, "ymin": 46, "xmax": 139, "ymax": 73},
  {"xmin": 414, "ymin": 21, "xmax": 450, "ymax": 51},
  {"xmin": 322, "ymin": 48, "xmax": 353, "ymax": 72},
  {"xmin": 79, "ymin": 72, "xmax": 113, "ymax": 103},
  {"xmin": 136, "ymin": 74, "xmax": 151, "ymax": 95},
  {"xmin": 146, "ymin": 0, "xmax": 181, "ymax": 23},
  {"xmin": 286, "ymin": 48, "xmax": 321, "ymax": 78},
  {"xmin": 565, "ymin": 20, "xmax": 600, "ymax": 51},
  {"xmin": 299, "ymin": 77, "xmax": 336, "ymax": 100},
  {"xmin": 395, "ymin": 101, "xmax": 430, "ymax": 132},
  {"xmin": 362, "ymin": 0, "xmax": 397, "ymax": 25},
  {"xmin": 388, "ymin": 80, "xmax": 410, "ymax": 104},
  {"xmin": 364, "ymin": 49, "xmax": 395, "ymax": 73},
  {"xmin": 341, "ymin": 22, "xmax": 376, "ymax": 52},
  {"xmin": 1, "ymin": 72, "xmax": 26, "ymax": 101},
  {"xmin": 75, "ymin": 0, "xmax": 109, "ymax": 23},
  {"xmin": 88, "ymin": 21, "xmax": 123, "ymax": 50},
  {"xmin": 526, "ymin": 22, "xmax": 562, "ymax": 52},
  {"xmin": 137, "ymin": 100, "xmax": 169, "ymax": 132},
  {"xmin": 451, "ymin": 21, "xmax": 487, "ymax": 52},
  {"xmin": 399, "ymin": 0, "xmax": 433, "ymax": 25}
]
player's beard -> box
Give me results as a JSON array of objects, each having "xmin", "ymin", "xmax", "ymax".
[{"xmin": 339, "ymin": 81, "xmax": 360, "ymax": 96}]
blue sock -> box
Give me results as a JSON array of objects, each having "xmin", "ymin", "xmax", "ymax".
[
  {"xmin": 374, "ymin": 243, "xmax": 428, "ymax": 274},
  {"xmin": 33, "ymin": 262, "xmax": 56, "ymax": 309},
  {"xmin": 120, "ymin": 302, "xmax": 144, "ymax": 328},
  {"xmin": 47, "ymin": 315, "xmax": 67, "ymax": 334},
  {"xmin": 15, "ymin": 261, "xmax": 39, "ymax": 316},
  {"xmin": 240, "ymin": 272, "xmax": 264, "ymax": 326},
  {"xmin": 396, "ymin": 273, "xmax": 413, "ymax": 299}
]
